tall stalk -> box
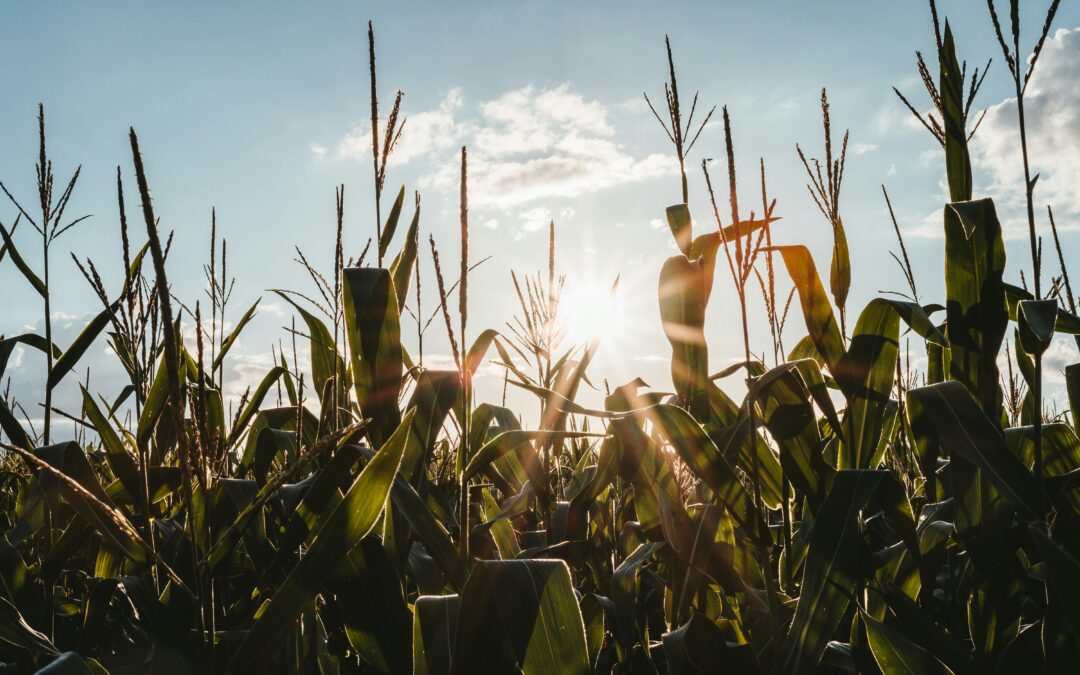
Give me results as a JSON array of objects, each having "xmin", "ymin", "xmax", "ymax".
[
  {"xmin": 704, "ymin": 107, "xmax": 781, "ymax": 662},
  {"xmin": 368, "ymin": 21, "xmax": 382, "ymax": 265},
  {"xmin": 458, "ymin": 146, "xmax": 471, "ymax": 565},
  {"xmin": 367, "ymin": 21, "xmax": 404, "ymax": 269},
  {"xmin": 986, "ymin": 0, "xmax": 1060, "ymax": 490},
  {"xmin": 0, "ymin": 106, "xmax": 87, "ymax": 445},
  {"xmin": 644, "ymin": 36, "xmax": 714, "ymax": 205}
]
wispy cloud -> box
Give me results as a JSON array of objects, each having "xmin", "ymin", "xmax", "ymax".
[
  {"xmin": 972, "ymin": 27, "xmax": 1080, "ymax": 234},
  {"xmin": 328, "ymin": 83, "xmax": 676, "ymax": 213}
]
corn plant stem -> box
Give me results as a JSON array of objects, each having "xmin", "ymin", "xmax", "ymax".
[
  {"xmin": 40, "ymin": 222, "xmax": 56, "ymax": 641},
  {"xmin": 1034, "ymin": 355, "xmax": 1044, "ymax": 492},
  {"xmin": 1013, "ymin": 56, "xmax": 1046, "ymax": 505},
  {"xmin": 44, "ymin": 495, "xmax": 54, "ymax": 641},
  {"xmin": 369, "ymin": 22, "xmax": 383, "ymax": 268},
  {"xmin": 459, "ymin": 147, "xmax": 470, "ymax": 566},
  {"xmin": 42, "ymin": 236, "xmax": 52, "ymax": 445},
  {"xmin": 197, "ymin": 346, "xmax": 216, "ymax": 667},
  {"xmin": 333, "ymin": 188, "xmax": 343, "ymax": 434},
  {"xmin": 121, "ymin": 174, "xmax": 155, "ymax": 574},
  {"xmin": 738, "ymin": 285, "xmax": 781, "ymax": 668},
  {"xmin": 460, "ymin": 376, "xmax": 470, "ymax": 564},
  {"xmin": 780, "ymin": 473, "xmax": 792, "ymax": 592},
  {"xmin": 679, "ymin": 157, "xmax": 688, "ymax": 205}
]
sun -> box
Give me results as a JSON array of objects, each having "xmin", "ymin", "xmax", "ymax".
[{"xmin": 559, "ymin": 278, "xmax": 625, "ymax": 347}]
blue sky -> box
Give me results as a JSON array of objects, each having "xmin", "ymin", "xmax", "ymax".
[{"xmin": 2, "ymin": 1, "xmax": 1080, "ymax": 428}]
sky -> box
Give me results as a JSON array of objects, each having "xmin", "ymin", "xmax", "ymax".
[{"xmin": 2, "ymin": 0, "xmax": 1080, "ymax": 433}]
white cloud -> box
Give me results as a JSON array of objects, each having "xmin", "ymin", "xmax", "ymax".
[
  {"xmin": 972, "ymin": 27, "xmax": 1080, "ymax": 234},
  {"xmin": 873, "ymin": 103, "xmax": 912, "ymax": 135},
  {"xmin": 310, "ymin": 143, "xmax": 327, "ymax": 162},
  {"xmin": 518, "ymin": 206, "xmax": 553, "ymax": 233},
  {"xmin": 338, "ymin": 88, "xmax": 464, "ymax": 165},
  {"xmin": 852, "ymin": 142, "xmax": 877, "ymax": 155},
  {"xmin": 919, "ymin": 147, "xmax": 943, "ymax": 167},
  {"xmin": 330, "ymin": 83, "xmax": 675, "ymax": 210},
  {"xmin": 257, "ymin": 300, "xmax": 287, "ymax": 317},
  {"xmin": 1042, "ymin": 335, "xmax": 1079, "ymax": 385},
  {"xmin": 616, "ymin": 97, "xmax": 649, "ymax": 114}
]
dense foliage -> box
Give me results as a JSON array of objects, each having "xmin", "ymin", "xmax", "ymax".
[{"xmin": 2, "ymin": 2, "xmax": 1079, "ymax": 673}]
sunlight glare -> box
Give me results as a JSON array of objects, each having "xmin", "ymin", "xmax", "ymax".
[{"xmin": 560, "ymin": 279, "xmax": 625, "ymax": 347}]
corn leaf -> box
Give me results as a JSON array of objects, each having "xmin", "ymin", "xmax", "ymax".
[{"xmin": 225, "ymin": 409, "xmax": 413, "ymax": 673}]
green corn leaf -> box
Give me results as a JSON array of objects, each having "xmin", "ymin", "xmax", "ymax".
[
  {"xmin": 464, "ymin": 328, "xmax": 500, "ymax": 378},
  {"xmin": 378, "ymin": 185, "xmax": 406, "ymax": 261},
  {"xmin": 225, "ymin": 408, "xmax": 413, "ymax": 674},
  {"xmin": 274, "ymin": 291, "xmax": 348, "ymax": 407},
  {"xmin": 401, "ymin": 369, "xmax": 460, "ymax": 481},
  {"xmin": 465, "ymin": 429, "xmax": 602, "ymax": 481},
  {"xmin": 663, "ymin": 614, "xmax": 758, "ymax": 675},
  {"xmin": 31, "ymin": 442, "xmax": 149, "ymax": 565},
  {"xmin": 666, "ymin": 203, "xmax": 693, "ymax": 256},
  {"xmin": 783, "ymin": 470, "xmax": 894, "ymax": 674},
  {"xmin": 212, "ymin": 297, "xmax": 260, "ymax": 369},
  {"xmin": 0, "ymin": 594, "xmax": 59, "ymax": 659},
  {"xmin": 908, "ymin": 382, "xmax": 1045, "ymax": 518},
  {"xmin": 470, "ymin": 402, "xmax": 528, "ymax": 491},
  {"xmin": 883, "ymin": 299, "xmax": 949, "ymax": 347},
  {"xmin": 251, "ymin": 427, "xmax": 296, "ymax": 485},
  {"xmin": 450, "ymin": 559, "xmax": 590, "ymax": 675},
  {"xmin": 0, "ymin": 222, "xmax": 46, "ymax": 298},
  {"xmin": 343, "ymin": 267, "xmax": 403, "ymax": 447},
  {"xmin": 943, "ymin": 198, "xmax": 1007, "ymax": 419},
  {"xmin": 755, "ymin": 366, "xmax": 833, "ymax": 507},
  {"xmin": 136, "ymin": 352, "xmax": 187, "ymax": 450},
  {"xmin": 835, "ymin": 298, "xmax": 900, "ymax": 469},
  {"xmin": 659, "ymin": 253, "xmax": 711, "ymax": 421},
  {"xmin": 1068, "ymin": 364, "xmax": 1080, "ymax": 437},
  {"xmin": 862, "ymin": 611, "xmax": 954, "ymax": 675},
  {"xmin": 0, "ymin": 333, "xmax": 59, "ymax": 379},
  {"xmin": 1029, "ymin": 526, "xmax": 1080, "ymax": 633},
  {"xmin": 389, "ymin": 195, "xmax": 421, "ymax": 311},
  {"xmin": 1017, "ymin": 298, "xmax": 1058, "ymax": 356},
  {"xmin": 769, "ymin": 245, "xmax": 846, "ymax": 376},
  {"xmin": 225, "ymin": 366, "xmax": 287, "ymax": 449},
  {"xmin": 116, "ymin": 575, "xmax": 199, "ymax": 672},
  {"xmin": 829, "ymin": 217, "xmax": 851, "ymax": 314},
  {"xmin": 705, "ymin": 381, "xmax": 785, "ymax": 509},
  {"xmin": 413, "ymin": 594, "xmax": 459, "ymax": 675},
  {"xmin": 481, "ymin": 488, "xmax": 520, "ymax": 560},
  {"xmin": 81, "ymin": 386, "xmax": 141, "ymax": 500},
  {"xmin": 0, "ymin": 397, "xmax": 33, "ymax": 451},
  {"xmin": 1006, "ymin": 422, "xmax": 1080, "ymax": 512},
  {"xmin": 611, "ymin": 542, "xmax": 665, "ymax": 657},
  {"xmin": 1004, "ymin": 283, "xmax": 1080, "ymax": 334},
  {"xmin": 236, "ymin": 406, "xmax": 318, "ymax": 475},
  {"xmin": 940, "ymin": 23, "xmax": 972, "ymax": 202},
  {"xmin": 649, "ymin": 403, "xmax": 769, "ymax": 546},
  {"xmin": 48, "ymin": 301, "xmax": 119, "ymax": 389},
  {"xmin": 689, "ymin": 216, "xmax": 772, "ymax": 264},
  {"xmin": 332, "ymin": 536, "xmax": 413, "ymax": 674},
  {"xmin": 380, "ymin": 457, "xmax": 468, "ymax": 590},
  {"xmin": 262, "ymin": 444, "xmax": 362, "ymax": 582}
]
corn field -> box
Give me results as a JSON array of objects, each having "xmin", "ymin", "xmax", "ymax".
[{"xmin": 2, "ymin": 1, "xmax": 1080, "ymax": 673}]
